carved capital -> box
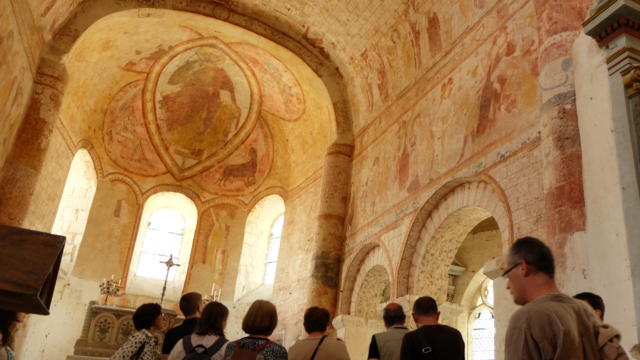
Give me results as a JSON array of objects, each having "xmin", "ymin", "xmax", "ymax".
[
  {"xmin": 623, "ymin": 64, "xmax": 640, "ymax": 96},
  {"xmin": 584, "ymin": 0, "xmax": 640, "ymax": 73}
]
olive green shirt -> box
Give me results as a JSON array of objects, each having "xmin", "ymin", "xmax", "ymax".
[{"xmin": 505, "ymin": 293, "xmax": 600, "ymax": 360}]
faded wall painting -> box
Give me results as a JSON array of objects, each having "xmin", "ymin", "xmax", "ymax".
[
  {"xmin": 96, "ymin": 27, "xmax": 309, "ymax": 195},
  {"xmin": 349, "ymin": 0, "xmax": 501, "ymax": 128},
  {"xmin": 145, "ymin": 38, "xmax": 260, "ymax": 179},
  {"xmin": 231, "ymin": 43, "xmax": 305, "ymax": 122},
  {"xmin": 0, "ymin": 0, "xmax": 33, "ymax": 167},
  {"xmin": 104, "ymin": 80, "xmax": 167, "ymax": 177},
  {"xmin": 349, "ymin": 4, "xmax": 539, "ymax": 231}
]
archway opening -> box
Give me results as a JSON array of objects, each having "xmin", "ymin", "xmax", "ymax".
[
  {"xmin": 51, "ymin": 149, "xmax": 98, "ymax": 277},
  {"xmin": 235, "ymin": 194, "xmax": 285, "ymax": 301},
  {"xmin": 450, "ymin": 217, "xmax": 502, "ymax": 360},
  {"xmin": 353, "ymin": 265, "xmax": 391, "ymax": 319},
  {"xmin": 126, "ymin": 191, "xmax": 198, "ymax": 301}
]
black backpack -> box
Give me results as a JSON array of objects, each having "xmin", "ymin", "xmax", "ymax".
[{"xmin": 181, "ymin": 335, "xmax": 227, "ymax": 360}]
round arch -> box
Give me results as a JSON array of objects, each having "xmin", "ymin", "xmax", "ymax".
[
  {"xmin": 35, "ymin": 0, "xmax": 353, "ymax": 145},
  {"xmin": 339, "ymin": 241, "xmax": 394, "ymax": 314},
  {"xmin": 397, "ymin": 177, "xmax": 512, "ymax": 298}
]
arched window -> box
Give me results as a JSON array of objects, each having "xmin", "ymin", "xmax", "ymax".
[
  {"xmin": 470, "ymin": 279, "xmax": 495, "ymax": 360},
  {"xmin": 136, "ymin": 208, "xmax": 186, "ymax": 280},
  {"xmin": 126, "ymin": 192, "xmax": 197, "ymax": 301},
  {"xmin": 235, "ymin": 194, "xmax": 285, "ymax": 301},
  {"xmin": 264, "ymin": 215, "xmax": 284, "ymax": 285},
  {"xmin": 51, "ymin": 149, "xmax": 98, "ymax": 278}
]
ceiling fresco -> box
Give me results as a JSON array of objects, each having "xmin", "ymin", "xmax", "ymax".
[{"xmin": 62, "ymin": 9, "xmax": 334, "ymax": 198}]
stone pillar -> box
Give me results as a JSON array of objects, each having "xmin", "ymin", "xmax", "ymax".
[
  {"xmin": 583, "ymin": 0, "xmax": 640, "ymax": 346},
  {"xmin": 0, "ymin": 59, "xmax": 67, "ymax": 230},
  {"xmin": 333, "ymin": 315, "xmax": 384, "ymax": 360},
  {"xmin": 532, "ymin": 0, "xmax": 593, "ymax": 263},
  {"xmin": 308, "ymin": 142, "xmax": 354, "ymax": 315}
]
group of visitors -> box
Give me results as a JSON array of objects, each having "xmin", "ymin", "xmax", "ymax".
[
  {"xmin": 0, "ymin": 236, "xmax": 633, "ymax": 360},
  {"xmin": 109, "ymin": 236, "xmax": 632, "ymax": 360},
  {"xmin": 366, "ymin": 236, "xmax": 630, "ymax": 360},
  {"xmin": 111, "ymin": 295, "xmax": 347, "ymax": 360}
]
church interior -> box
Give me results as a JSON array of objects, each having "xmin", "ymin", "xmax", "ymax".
[{"xmin": 1, "ymin": 0, "xmax": 640, "ymax": 359}]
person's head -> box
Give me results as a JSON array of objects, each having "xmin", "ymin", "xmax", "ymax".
[
  {"xmin": 412, "ymin": 296, "xmax": 439, "ymax": 326},
  {"xmin": 195, "ymin": 301, "xmax": 229, "ymax": 337},
  {"xmin": 179, "ymin": 292, "xmax": 203, "ymax": 318},
  {"xmin": 132, "ymin": 303, "xmax": 163, "ymax": 331},
  {"xmin": 0, "ymin": 311, "xmax": 22, "ymax": 347},
  {"xmin": 303, "ymin": 307, "xmax": 330, "ymax": 334},
  {"xmin": 242, "ymin": 300, "xmax": 278, "ymax": 336},
  {"xmin": 502, "ymin": 236, "xmax": 556, "ymax": 305},
  {"xmin": 382, "ymin": 303, "xmax": 406, "ymax": 328},
  {"xmin": 574, "ymin": 292, "xmax": 605, "ymax": 321}
]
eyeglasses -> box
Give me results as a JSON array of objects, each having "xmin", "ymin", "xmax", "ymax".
[{"xmin": 501, "ymin": 263, "xmax": 520, "ymax": 278}]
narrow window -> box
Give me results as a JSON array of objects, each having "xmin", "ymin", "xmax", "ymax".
[{"xmin": 470, "ymin": 279, "xmax": 495, "ymax": 360}]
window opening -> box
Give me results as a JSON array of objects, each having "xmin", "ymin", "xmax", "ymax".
[
  {"xmin": 135, "ymin": 208, "xmax": 185, "ymax": 280},
  {"xmin": 471, "ymin": 279, "xmax": 495, "ymax": 360},
  {"xmin": 263, "ymin": 215, "xmax": 284, "ymax": 284}
]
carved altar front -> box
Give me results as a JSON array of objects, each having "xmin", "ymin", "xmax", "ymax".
[{"xmin": 66, "ymin": 301, "xmax": 179, "ymax": 359}]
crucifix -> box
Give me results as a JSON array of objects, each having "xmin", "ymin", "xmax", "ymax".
[{"xmin": 159, "ymin": 254, "xmax": 180, "ymax": 306}]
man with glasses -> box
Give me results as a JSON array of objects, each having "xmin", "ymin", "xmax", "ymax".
[{"xmin": 503, "ymin": 236, "xmax": 601, "ymax": 359}]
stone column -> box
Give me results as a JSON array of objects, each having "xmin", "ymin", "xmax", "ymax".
[
  {"xmin": 532, "ymin": 0, "xmax": 593, "ymax": 262},
  {"xmin": 308, "ymin": 142, "xmax": 353, "ymax": 315},
  {"xmin": 583, "ymin": 0, "xmax": 640, "ymax": 346},
  {"xmin": 0, "ymin": 59, "xmax": 67, "ymax": 230},
  {"xmin": 333, "ymin": 315, "xmax": 384, "ymax": 360}
]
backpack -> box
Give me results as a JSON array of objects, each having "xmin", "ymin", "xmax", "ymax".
[
  {"xmin": 227, "ymin": 339, "xmax": 272, "ymax": 360},
  {"xmin": 598, "ymin": 324, "xmax": 629, "ymax": 360},
  {"xmin": 182, "ymin": 335, "xmax": 227, "ymax": 360}
]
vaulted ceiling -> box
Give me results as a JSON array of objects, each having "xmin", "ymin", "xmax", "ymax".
[{"xmin": 33, "ymin": 0, "xmax": 500, "ymax": 132}]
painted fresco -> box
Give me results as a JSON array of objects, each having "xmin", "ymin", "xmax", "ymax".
[
  {"xmin": 103, "ymin": 80, "xmax": 167, "ymax": 176},
  {"xmin": 193, "ymin": 119, "xmax": 273, "ymax": 195},
  {"xmin": 350, "ymin": 0, "xmax": 500, "ymax": 128},
  {"xmin": 147, "ymin": 38, "xmax": 257, "ymax": 175},
  {"xmin": 350, "ymin": 5, "xmax": 539, "ymax": 230},
  {"xmin": 95, "ymin": 30, "xmax": 314, "ymax": 194},
  {"xmin": 84, "ymin": 19, "xmax": 315, "ymax": 195},
  {"xmin": 231, "ymin": 43, "xmax": 305, "ymax": 121},
  {"xmin": 0, "ymin": 0, "xmax": 32, "ymax": 167}
]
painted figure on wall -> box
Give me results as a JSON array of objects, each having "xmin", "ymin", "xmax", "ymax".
[
  {"xmin": 427, "ymin": 12, "xmax": 443, "ymax": 56},
  {"xmin": 360, "ymin": 48, "xmax": 390, "ymax": 112},
  {"xmin": 405, "ymin": 0, "xmax": 427, "ymax": 71},
  {"xmin": 231, "ymin": 43, "xmax": 305, "ymax": 121},
  {"xmin": 157, "ymin": 45, "xmax": 245, "ymax": 166},
  {"xmin": 104, "ymin": 80, "xmax": 167, "ymax": 176},
  {"xmin": 193, "ymin": 119, "xmax": 272, "ymax": 195},
  {"xmin": 472, "ymin": 28, "xmax": 538, "ymax": 143}
]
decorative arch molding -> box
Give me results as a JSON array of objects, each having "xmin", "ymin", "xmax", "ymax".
[
  {"xmin": 202, "ymin": 197, "xmax": 249, "ymax": 213},
  {"xmin": 142, "ymin": 184, "xmax": 204, "ymax": 211},
  {"xmin": 246, "ymin": 186, "xmax": 289, "ymax": 211},
  {"xmin": 76, "ymin": 139, "xmax": 105, "ymax": 179},
  {"xmin": 397, "ymin": 177, "xmax": 513, "ymax": 298},
  {"xmin": 40, "ymin": 0, "xmax": 353, "ymax": 145},
  {"xmin": 104, "ymin": 172, "xmax": 143, "ymax": 204},
  {"xmin": 339, "ymin": 241, "xmax": 394, "ymax": 315}
]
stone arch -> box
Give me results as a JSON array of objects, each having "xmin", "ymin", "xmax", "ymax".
[
  {"xmin": 142, "ymin": 184, "xmax": 204, "ymax": 211},
  {"xmin": 38, "ymin": 0, "xmax": 352, "ymax": 144},
  {"xmin": 352, "ymin": 265, "xmax": 391, "ymax": 319},
  {"xmin": 234, "ymin": 194, "xmax": 286, "ymax": 301},
  {"xmin": 397, "ymin": 177, "xmax": 512, "ymax": 298},
  {"xmin": 339, "ymin": 241, "xmax": 393, "ymax": 315}
]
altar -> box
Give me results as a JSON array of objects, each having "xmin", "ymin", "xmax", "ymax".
[{"xmin": 65, "ymin": 301, "xmax": 180, "ymax": 359}]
